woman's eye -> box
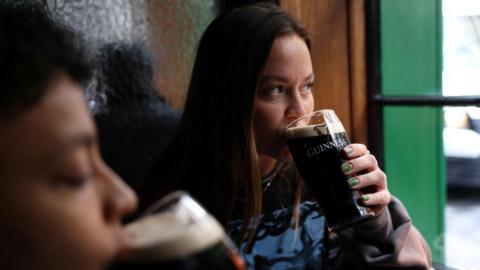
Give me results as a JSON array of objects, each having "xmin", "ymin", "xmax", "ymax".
[
  {"xmin": 262, "ymin": 85, "xmax": 284, "ymax": 96},
  {"xmin": 302, "ymin": 82, "xmax": 314, "ymax": 93}
]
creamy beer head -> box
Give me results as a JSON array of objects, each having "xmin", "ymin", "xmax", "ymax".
[
  {"xmin": 124, "ymin": 211, "xmax": 225, "ymax": 262},
  {"xmin": 284, "ymin": 109, "xmax": 346, "ymax": 140},
  {"xmin": 285, "ymin": 122, "xmax": 346, "ymax": 139}
]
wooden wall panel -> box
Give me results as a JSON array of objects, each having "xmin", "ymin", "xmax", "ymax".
[{"xmin": 348, "ymin": 0, "xmax": 368, "ymax": 144}]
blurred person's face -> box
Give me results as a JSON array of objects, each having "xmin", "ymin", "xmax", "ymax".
[
  {"xmin": 0, "ymin": 74, "xmax": 138, "ymax": 270},
  {"xmin": 253, "ymin": 34, "xmax": 314, "ymax": 164}
]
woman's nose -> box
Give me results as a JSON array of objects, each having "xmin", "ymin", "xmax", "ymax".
[
  {"xmin": 98, "ymin": 163, "xmax": 138, "ymax": 224},
  {"xmin": 286, "ymin": 93, "xmax": 308, "ymax": 120}
]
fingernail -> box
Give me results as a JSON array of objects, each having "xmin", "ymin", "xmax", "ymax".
[
  {"xmin": 344, "ymin": 146, "xmax": 354, "ymax": 156},
  {"xmin": 348, "ymin": 178, "xmax": 359, "ymax": 187},
  {"xmin": 341, "ymin": 162, "xmax": 352, "ymax": 174},
  {"xmin": 361, "ymin": 195, "xmax": 369, "ymax": 201}
]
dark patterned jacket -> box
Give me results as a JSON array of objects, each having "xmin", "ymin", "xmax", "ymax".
[{"xmin": 228, "ymin": 164, "xmax": 431, "ymax": 270}]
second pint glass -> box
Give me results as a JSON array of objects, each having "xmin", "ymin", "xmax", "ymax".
[
  {"xmin": 285, "ymin": 109, "xmax": 374, "ymax": 231},
  {"xmin": 110, "ymin": 191, "xmax": 246, "ymax": 270}
]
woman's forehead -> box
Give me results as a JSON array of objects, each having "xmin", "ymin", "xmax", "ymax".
[{"xmin": 260, "ymin": 35, "xmax": 313, "ymax": 79}]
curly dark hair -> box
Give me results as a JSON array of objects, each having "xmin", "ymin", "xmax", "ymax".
[
  {"xmin": 95, "ymin": 42, "xmax": 159, "ymax": 109},
  {"xmin": 0, "ymin": 2, "xmax": 92, "ymax": 116},
  {"xmin": 94, "ymin": 42, "xmax": 180, "ymax": 192}
]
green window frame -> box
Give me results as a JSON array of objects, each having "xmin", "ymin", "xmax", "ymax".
[{"xmin": 367, "ymin": 0, "xmax": 446, "ymax": 263}]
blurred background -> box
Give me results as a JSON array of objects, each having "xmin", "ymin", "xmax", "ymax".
[
  {"xmin": 442, "ymin": 0, "xmax": 480, "ymax": 268},
  {"xmin": 29, "ymin": 0, "xmax": 480, "ymax": 268}
]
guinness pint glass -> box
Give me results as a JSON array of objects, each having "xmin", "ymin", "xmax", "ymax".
[
  {"xmin": 285, "ymin": 109, "xmax": 374, "ymax": 231},
  {"xmin": 110, "ymin": 191, "xmax": 246, "ymax": 270}
]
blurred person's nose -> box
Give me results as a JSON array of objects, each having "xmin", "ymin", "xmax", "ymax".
[{"xmin": 98, "ymin": 162, "xmax": 138, "ymax": 224}]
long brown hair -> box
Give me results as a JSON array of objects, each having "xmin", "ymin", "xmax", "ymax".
[{"xmin": 147, "ymin": 3, "xmax": 310, "ymax": 245}]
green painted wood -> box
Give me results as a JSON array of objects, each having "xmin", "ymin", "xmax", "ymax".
[{"xmin": 381, "ymin": 0, "xmax": 445, "ymax": 262}]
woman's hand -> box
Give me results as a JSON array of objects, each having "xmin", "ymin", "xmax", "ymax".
[{"xmin": 341, "ymin": 144, "xmax": 391, "ymax": 215}]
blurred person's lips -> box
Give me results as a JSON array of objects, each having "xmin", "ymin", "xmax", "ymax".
[
  {"xmin": 119, "ymin": 224, "xmax": 135, "ymax": 247},
  {"xmin": 114, "ymin": 225, "xmax": 136, "ymax": 261}
]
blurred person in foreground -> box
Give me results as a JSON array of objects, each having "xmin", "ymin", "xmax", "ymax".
[{"xmin": 0, "ymin": 3, "xmax": 137, "ymax": 269}]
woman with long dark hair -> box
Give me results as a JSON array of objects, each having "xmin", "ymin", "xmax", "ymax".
[{"xmin": 142, "ymin": 3, "xmax": 431, "ymax": 269}]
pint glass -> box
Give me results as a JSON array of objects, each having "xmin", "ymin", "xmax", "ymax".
[
  {"xmin": 111, "ymin": 191, "xmax": 246, "ymax": 270},
  {"xmin": 285, "ymin": 109, "xmax": 374, "ymax": 231}
]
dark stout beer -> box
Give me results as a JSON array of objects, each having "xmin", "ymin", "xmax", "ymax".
[
  {"xmin": 110, "ymin": 210, "xmax": 246, "ymax": 270},
  {"xmin": 285, "ymin": 122, "xmax": 373, "ymax": 231}
]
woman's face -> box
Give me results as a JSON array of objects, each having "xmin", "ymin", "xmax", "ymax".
[
  {"xmin": 253, "ymin": 34, "xmax": 314, "ymax": 162},
  {"xmin": 0, "ymin": 74, "xmax": 138, "ymax": 270}
]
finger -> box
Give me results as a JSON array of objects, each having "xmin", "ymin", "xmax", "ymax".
[
  {"xmin": 341, "ymin": 153, "xmax": 378, "ymax": 175},
  {"xmin": 342, "ymin": 143, "xmax": 367, "ymax": 159},
  {"xmin": 359, "ymin": 189, "xmax": 392, "ymax": 208},
  {"xmin": 347, "ymin": 169, "xmax": 387, "ymax": 190}
]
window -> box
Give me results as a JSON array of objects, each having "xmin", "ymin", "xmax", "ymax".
[{"xmin": 368, "ymin": 0, "xmax": 480, "ymax": 267}]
